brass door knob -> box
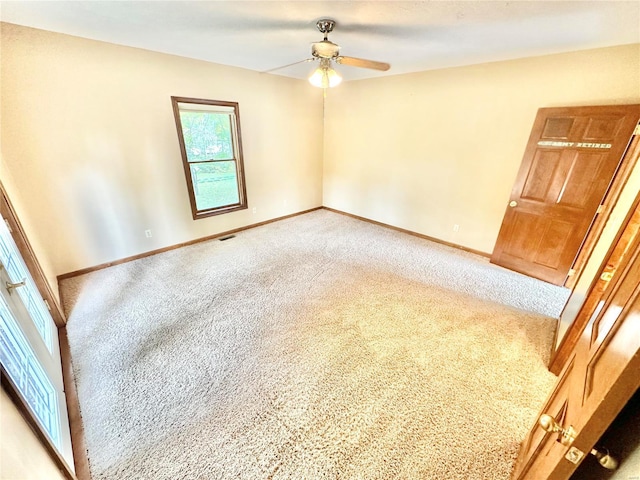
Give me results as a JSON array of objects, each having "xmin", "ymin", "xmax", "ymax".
[
  {"xmin": 539, "ymin": 414, "xmax": 576, "ymax": 446},
  {"xmin": 591, "ymin": 448, "xmax": 618, "ymax": 470},
  {"xmin": 509, "ymin": 200, "xmax": 518, "ymax": 207}
]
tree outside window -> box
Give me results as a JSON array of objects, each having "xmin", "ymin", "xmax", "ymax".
[{"xmin": 171, "ymin": 97, "xmax": 248, "ymax": 219}]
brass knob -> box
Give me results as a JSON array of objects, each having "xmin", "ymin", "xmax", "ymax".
[
  {"xmin": 509, "ymin": 200, "xmax": 518, "ymax": 207},
  {"xmin": 591, "ymin": 448, "xmax": 619, "ymax": 470},
  {"xmin": 539, "ymin": 414, "xmax": 557, "ymax": 432},
  {"xmin": 538, "ymin": 414, "xmax": 576, "ymax": 446}
]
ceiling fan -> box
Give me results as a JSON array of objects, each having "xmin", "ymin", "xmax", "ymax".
[{"xmin": 265, "ymin": 19, "xmax": 391, "ymax": 88}]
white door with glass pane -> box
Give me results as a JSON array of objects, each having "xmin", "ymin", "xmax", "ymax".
[{"xmin": 0, "ymin": 218, "xmax": 74, "ymax": 468}]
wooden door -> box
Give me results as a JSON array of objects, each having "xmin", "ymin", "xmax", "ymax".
[
  {"xmin": 511, "ymin": 193, "xmax": 640, "ymax": 480},
  {"xmin": 491, "ymin": 105, "xmax": 640, "ymax": 285}
]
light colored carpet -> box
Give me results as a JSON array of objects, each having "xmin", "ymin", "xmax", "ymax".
[{"xmin": 62, "ymin": 210, "xmax": 569, "ymax": 480}]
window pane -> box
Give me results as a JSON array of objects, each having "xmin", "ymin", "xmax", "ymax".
[
  {"xmin": 0, "ymin": 219, "xmax": 54, "ymax": 353},
  {"xmin": 0, "ymin": 295, "xmax": 60, "ymax": 447},
  {"xmin": 179, "ymin": 111, "xmax": 233, "ymax": 162},
  {"xmin": 191, "ymin": 162, "xmax": 240, "ymax": 211}
]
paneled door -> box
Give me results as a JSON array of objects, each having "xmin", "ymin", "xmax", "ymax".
[
  {"xmin": 491, "ymin": 105, "xmax": 640, "ymax": 285},
  {"xmin": 510, "ymin": 192, "xmax": 640, "ymax": 479}
]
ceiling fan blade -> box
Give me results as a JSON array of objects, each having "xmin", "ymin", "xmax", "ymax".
[
  {"xmin": 261, "ymin": 58, "xmax": 314, "ymax": 74},
  {"xmin": 336, "ymin": 56, "xmax": 390, "ymax": 71}
]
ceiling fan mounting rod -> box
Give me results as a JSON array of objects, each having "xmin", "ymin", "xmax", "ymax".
[{"xmin": 316, "ymin": 19, "xmax": 335, "ymax": 40}]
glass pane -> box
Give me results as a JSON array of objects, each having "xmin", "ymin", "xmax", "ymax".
[
  {"xmin": 0, "ymin": 219, "xmax": 54, "ymax": 353},
  {"xmin": 0, "ymin": 295, "xmax": 60, "ymax": 447},
  {"xmin": 179, "ymin": 111, "xmax": 234, "ymax": 162},
  {"xmin": 191, "ymin": 162, "xmax": 240, "ymax": 211}
]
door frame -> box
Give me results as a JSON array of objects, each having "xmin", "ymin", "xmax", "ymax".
[
  {"xmin": 564, "ymin": 130, "xmax": 640, "ymax": 290},
  {"xmin": 551, "ymin": 128, "xmax": 640, "ymax": 374},
  {"xmin": 512, "ymin": 188, "xmax": 640, "ymax": 480},
  {"xmin": 0, "ymin": 182, "xmax": 90, "ymax": 480}
]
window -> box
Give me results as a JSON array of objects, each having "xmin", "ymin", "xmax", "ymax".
[
  {"xmin": 0, "ymin": 302, "xmax": 60, "ymax": 447},
  {"xmin": 171, "ymin": 97, "xmax": 248, "ymax": 219}
]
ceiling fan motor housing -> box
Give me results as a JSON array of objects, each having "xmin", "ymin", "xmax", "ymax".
[
  {"xmin": 312, "ymin": 40, "xmax": 341, "ymax": 59},
  {"xmin": 316, "ymin": 19, "xmax": 336, "ymax": 36}
]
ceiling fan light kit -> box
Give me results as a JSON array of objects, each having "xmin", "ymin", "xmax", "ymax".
[{"xmin": 308, "ymin": 58, "xmax": 342, "ymax": 88}]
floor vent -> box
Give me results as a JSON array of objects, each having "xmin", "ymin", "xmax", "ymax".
[{"xmin": 219, "ymin": 235, "xmax": 236, "ymax": 241}]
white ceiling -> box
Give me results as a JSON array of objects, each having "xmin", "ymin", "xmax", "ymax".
[{"xmin": 1, "ymin": 1, "xmax": 639, "ymax": 82}]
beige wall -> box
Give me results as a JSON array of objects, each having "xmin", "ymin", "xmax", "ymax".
[
  {"xmin": 0, "ymin": 389, "xmax": 67, "ymax": 480},
  {"xmin": 323, "ymin": 44, "xmax": 640, "ymax": 253},
  {"xmin": 0, "ymin": 23, "xmax": 324, "ymax": 292}
]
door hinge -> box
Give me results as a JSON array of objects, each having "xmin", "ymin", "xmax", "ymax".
[
  {"xmin": 567, "ymin": 269, "xmax": 576, "ymax": 277},
  {"xmin": 596, "ymin": 204, "xmax": 605, "ymax": 215},
  {"xmin": 600, "ymin": 271, "xmax": 615, "ymax": 282},
  {"xmin": 634, "ymin": 124, "xmax": 640, "ymax": 136},
  {"xmin": 3, "ymin": 218, "xmax": 12, "ymax": 233},
  {"xmin": 43, "ymin": 299, "xmax": 51, "ymax": 311}
]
